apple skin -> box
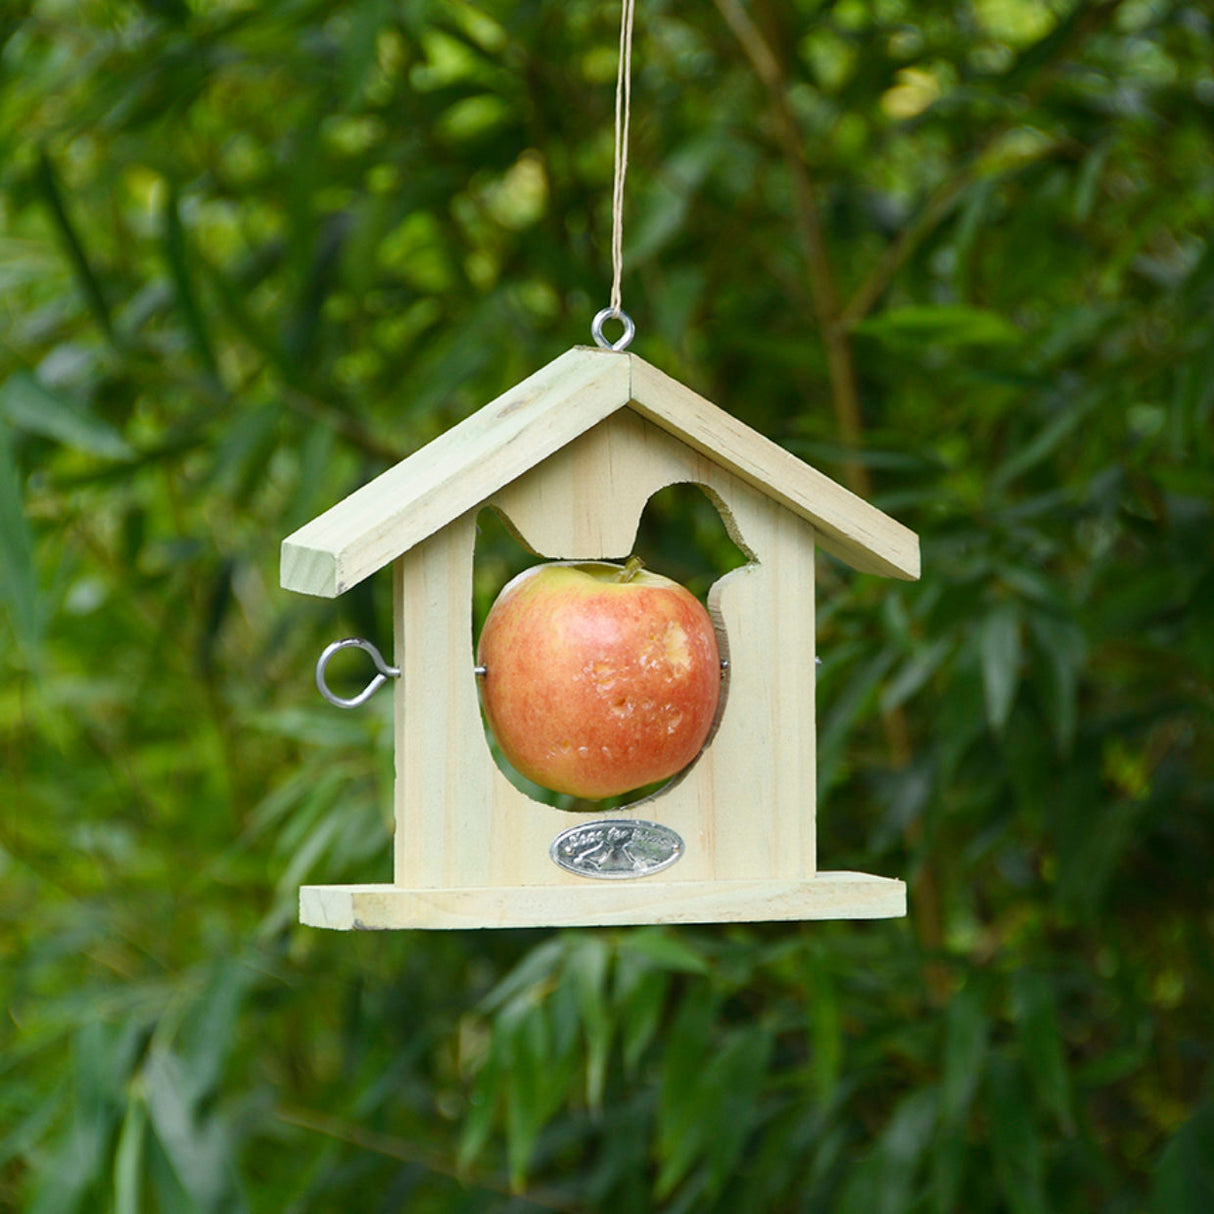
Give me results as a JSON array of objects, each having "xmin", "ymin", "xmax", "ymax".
[{"xmin": 476, "ymin": 561, "xmax": 722, "ymax": 799}]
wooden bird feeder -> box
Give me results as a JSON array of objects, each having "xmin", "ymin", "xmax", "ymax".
[{"xmin": 281, "ymin": 347, "xmax": 919, "ymax": 929}]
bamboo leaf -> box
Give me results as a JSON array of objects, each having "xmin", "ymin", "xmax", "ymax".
[
  {"xmin": 176, "ymin": 960, "xmax": 248, "ymax": 1112},
  {"xmin": 818, "ymin": 647, "xmax": 899, "ymax": 793},
  {"xmin": 566, "ymin": 934, "xmax": 612, "ymax": 1110},
  {"xmin": 1151, "ymin": 1102, "xmax": 1214, "ymax": 1213},
  {"xmin": 618, "ymin": 964, "xmax": 668, "ymax": 1076},
  {"xmin": 985, "ymin": 1056, "xmax": 1046, "ymax": 1214},
  {"xmin": 113, "ymin": 1090, "xmax": 148, "ymax": 1214},
  {"xmin": 854, "ymin": 304, "xmax": 1021, "ymax": 348},
  {"xmin": 655, "ymin": 991, "xmax": 719, "ymax": 1197},
  {"xmin": 1028, "ymin": 612, "xmax": 1084, "ymax": 754},
  {"xmin": 805, "ymin": 949, "xmax": 842, "ymax": 1107},
  {"xmin": 0, "ymin": 421, "xmax": 41, "ymax": 657},
  {"xmin": 478, "ymin": 938, "xmax": 566, "ymax": 1015},
  {"xmin": 940, "ymin": 981, "xmax": 988, "ymax": 1126},
  {"xmin": 619, "ymin": 927, "xmax": 710, "ymax": 975},
  {"xmin": 501, "ymin": 998, "xmax": 562, "ymax": 1191},
  {"xmin": 34, "ymin": 148, "xmax": 116, "ymax": 344},
  {"xmin": 837, "ymin": 1088, "xmax": 939, "ymax": 1214},
  {"xmin": 979, "ymin": 604, "xmax": 1022, "ymax": 733},
  {"xmin": 162, "ymin": 183, "xmax": 220, "ymax": 384},
  {"xmin": 143, "ymin": 1051, "xmax": 240, "ymax": 1213},
  {"xmin": 273, "ymin": 811, "xmax": 347, "ymax": 900},
  {"xmin": 702, "ymin": 1026, "xmax": 775, "ymax": 1200},
  {"xmin": 1011, "ymin": 969, "xmax": 1074, "ymax": 1133},
  {"xmin": 0, "ymin": 372, "xmax": 132, "ymax": 459},
  {"xmin": 992, "ymin": 393, "xmax": 1099, "ymax": 490},
  {"xmin": 881, "ymin": 636, "xmax": 954, "ymax": 714}
]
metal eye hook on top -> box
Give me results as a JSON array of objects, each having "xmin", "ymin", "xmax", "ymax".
[
  {"xmin": 591, "ymin": 307, "xmax": 635, "ymax": 352},
  {"xmin": 315, "ymin": 638, "xmax": 400, "ymax": 709}
]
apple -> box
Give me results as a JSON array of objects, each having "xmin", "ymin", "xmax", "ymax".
[{"xmin": 476, "ymin": 558, "xmax": 722, "ymax": 799}]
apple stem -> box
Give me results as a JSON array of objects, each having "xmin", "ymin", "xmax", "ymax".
[{"xmin": 616, "ymin": 555, "xmax": 645, "ymax": 583}]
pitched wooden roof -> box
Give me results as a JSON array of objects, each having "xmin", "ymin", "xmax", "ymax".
[{"xmin": 281, "ymin": 347, "xmax": 919, "ymax": 597}]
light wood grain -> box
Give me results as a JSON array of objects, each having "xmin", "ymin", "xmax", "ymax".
[
  {"xmin": 388, "ymin": 408, "xmax": 819, "ymax": 894},
  {"xmin": 281, "ymin": 347, "xmax": 919, "ymax": 598},
  {"xmin": 628, "ymin": 356, "xmax": 919, "ymax": 580},
  {"xmin": 287, "ymin": 349, "xmax": 919, "ymax": 928},
  {"xmin": 282, "ymin": 347, "xmax": 629, "ymax": 598},
  {"xmin": 393, "ymin": 516, "xmax": 494, "ymax": 889},
  {"xmin": 300, "ymin": 871, "xmax": 906, "ymax": 930}
]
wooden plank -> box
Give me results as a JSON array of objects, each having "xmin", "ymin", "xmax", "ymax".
[
  {"xmin": 489, "ymin": 406, "xmax": 668, "ymax": 559},
  {"xmin": 300, "ymin": 871, "xmax": 906, "ymax": 929},
  {"xmin": 348, "ymin": 409, "xmax": 823, "ymax": 907},
  {"xmin": 281, "ymin": 347, "xmax": 631, "ymax": 597},
  {"xmin": 478, "ymin": 410, "xmax": 818, "ymax": 887},
  {"xmin": 282, "ymin": 347, "xmax": 918, "ymax": 600},
  {"xmin": 393, "ymin": 516, "xmax": 496, "ymax": 889},
  {"xmin": 695, "ymin": 482, "xmax": 818, "ymax": 879},
  {"xmin": 628, "ymin": 355, "xmax": 920, "ymax": 581}
]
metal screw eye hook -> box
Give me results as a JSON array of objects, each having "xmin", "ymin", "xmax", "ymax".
[
  {"xmin": 315, "ymin": 638, "xmax": 400, "ymax": 709},
  {"xmin": 591, "ymin": 307, "xmax": 635, "ymax": 352}
]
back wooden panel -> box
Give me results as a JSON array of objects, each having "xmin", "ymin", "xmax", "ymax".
[{"xmin": 393, "ymin": 407, "xmax": 818, "ymax": 891}]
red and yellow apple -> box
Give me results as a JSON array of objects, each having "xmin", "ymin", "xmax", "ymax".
[{"xmin": 476, "ymin": 559, "xmax": 722, "ymax": 799}]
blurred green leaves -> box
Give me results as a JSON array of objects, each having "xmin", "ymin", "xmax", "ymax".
[
  {"xmin": 1152, "ymin": 1102, "xmax": 1214, "ymax": 1214},
  {"xmin": 855, "ymin": 304, "xmax": 1022, "ymax": 348},
  {"xmin": 0, "ymin": 420, "xmax": 41, "ymax": 657},
  {"xmin": 2, "ymin": 0, "xmax": 1212, "ymax": 1209},
  {"xmin": 979, "ymin": 602, "xmax": 1022, "ymax": 734},
  {"xmin": 0, "ymin": 373, "xmax": 132, "ymax": 460}
]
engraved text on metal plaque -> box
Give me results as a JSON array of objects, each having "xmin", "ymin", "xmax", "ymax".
[{"xmin": 550, "ymin": 819, "xmax": 684, "ymax": 880}]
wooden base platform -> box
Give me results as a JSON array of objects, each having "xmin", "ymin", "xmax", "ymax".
[{"xmin": 299, "ymin": 871, "xmax": 906, "ymax": 930}]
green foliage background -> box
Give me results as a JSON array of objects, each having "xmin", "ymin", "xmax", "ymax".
[{"xmin": 2, "ymin": 0, "xmax": 1213, "ymax": 1209}]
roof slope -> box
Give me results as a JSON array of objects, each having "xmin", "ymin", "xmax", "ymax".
[{"xmin": 281, "ymin": 346, "xmax": 919, "ymax": 598}]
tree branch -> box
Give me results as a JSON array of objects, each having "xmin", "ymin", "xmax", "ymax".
[
  {"xmin": 714, "ymin": 0, "xmax": 951, "ymax": 997},
  {"xmin": 712, "ymin": 0, "xmax": 871, "ymax": 499}
]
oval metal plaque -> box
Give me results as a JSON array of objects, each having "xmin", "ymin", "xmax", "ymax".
[{"xmin": 550, "ymin": 819, "xmax": 684, "ymax": 880}]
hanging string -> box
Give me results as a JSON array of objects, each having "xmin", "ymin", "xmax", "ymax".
[
  {"xmin": 610, "ymin": 0, "xmax": 635, "ymax": 313},
  {"xmin": 592, "ymin": 0, "xmax": 637, "ymax": 352}
]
